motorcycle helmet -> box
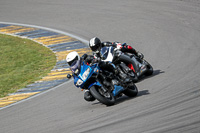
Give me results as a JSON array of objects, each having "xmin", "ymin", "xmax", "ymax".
[
  {"xmin": 66, "ymin": 51, "xmax": 80, "ymax": 66},
  {"xmin": 89, "ymin": 37, "xmax": 101, "ymax": 53}
]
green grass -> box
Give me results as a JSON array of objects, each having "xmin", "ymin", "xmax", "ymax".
[{"xmin": 0, "ymin": 34, "xmax": 56, "ymax": 98}]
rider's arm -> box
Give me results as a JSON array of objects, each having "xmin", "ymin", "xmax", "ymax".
[
  {"xmin": 103, "ymin": 41, "xmax": 144, "ymax": 58},
  {"xmin": 83, "ymin": 54, "xmax": 101, "ymax": 65},
  {"xmin": 121, "ymin": 44, "xmax": 138, "ymax": 55},
  {"xmin": 102, "ymin": 42, "xmax": 116, "ymax": 47},
  {"xmin": 102, "ymin": 41, "xmax": 137, "ymax": 55},
  {"xmin": 121, "ymin": 44, "xmax": 144, "ymax": 59},
  {"xmin": 84, "ymin": 55, "xmax": 94, "ymax": 65}
]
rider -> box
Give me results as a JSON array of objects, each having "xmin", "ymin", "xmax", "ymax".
[
  {"xmin": 88, "ymin": 37, "xmax": 145, "ymax": 76},
  {"xmin": 66, "ymin": 51, "xmax": 119, "ymax": 102},
  {"xmin": 66, "ymin": 51, "xmax": 95, "ymax": 102}
]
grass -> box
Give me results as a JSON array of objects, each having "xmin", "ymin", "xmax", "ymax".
[{"xmin": 0, "ymin": 33, "xmax": 56, "ymax": 98}]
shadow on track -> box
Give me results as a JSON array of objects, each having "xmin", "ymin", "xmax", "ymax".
[
  {"xmin": 153, "ymin": 69, "xmax": 165, "ymax": 76},
  {"xmin": 91, "ymin": 90, "xmax": 150, "ymax": 106},
  {"xmin": 114, "ymin": 90, "xmax": 150, "ymax": 105},
  {"xmin": 137, "ymin": 69, "xmax": 165, "ymax": 82}
]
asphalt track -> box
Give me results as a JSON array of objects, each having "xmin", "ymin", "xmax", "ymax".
[{"xmin": 0, "ymin": 0, "xmax": 200, "ymax": 132}]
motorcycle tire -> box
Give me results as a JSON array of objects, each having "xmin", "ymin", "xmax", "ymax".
[
  {"xmin": 123, "ymin": 84, "xmax": 138, "ymax": 97},
  {"xmin": 143, "ymin": 60, "xmax": 153, "ymax": 76},
  {"xmin": 90, "ymin": 86, "xmax": 115, "ymax": 106}
]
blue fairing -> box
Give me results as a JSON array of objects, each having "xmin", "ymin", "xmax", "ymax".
[
  {"xmin": 72, "ymin": 59, "xmax": 126, "ymax": 97},
  {"xmin": 112, "ymin": 85, "xmax": 124, "ymax": 96},
  {"xmin": 72, "ymin": 61, "xmax": 100, "ymax": 88},
  {"xmin": 73, "ymin": 76, "xmax": 79, "ymax": 85},
  {"xmin": 88, "ymin": 82, "xmax": 102, "ymax": 89}
]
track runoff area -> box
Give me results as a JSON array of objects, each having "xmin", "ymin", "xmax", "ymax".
[{"xmin": 0, "ymin": 23, "xmax": 90, "ymax": 108}]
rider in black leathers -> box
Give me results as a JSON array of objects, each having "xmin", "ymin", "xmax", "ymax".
[{"xmin": 88, "ymin": 37, "xmax": 145, "ymax": 76}]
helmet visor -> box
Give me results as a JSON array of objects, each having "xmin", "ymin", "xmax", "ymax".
[
  {"xmin": 68, "ymin": 56, "xmax": 79, "ymax": 66},
  {"xmin": 70, "ymin": 60, "xmax": 81, "ymax": 75},
  {"xmin": 91, "ymin": 45, "xmax": 99, "ymax": 52}
]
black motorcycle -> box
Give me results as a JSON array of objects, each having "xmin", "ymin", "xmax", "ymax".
[{"xmin": 100, "ymin": 46, "xmax": 153, "ymax": 82}]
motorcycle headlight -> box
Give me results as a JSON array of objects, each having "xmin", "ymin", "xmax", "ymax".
[
  {"xmin": 82, "ymin": 68, "xmax": 90, "ymax": 80},
  {"xmin": 76, "ymin": 79, "xmax": 83, "ymax": 86}
]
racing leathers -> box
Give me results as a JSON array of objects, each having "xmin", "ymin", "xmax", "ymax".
[
  {"xmin": 92, "ymin": 41, "xmax": 144, "ymax": 76},
  {"xmin": 83, "ymin": 54, "xmax": 118, "ymax": 75}
]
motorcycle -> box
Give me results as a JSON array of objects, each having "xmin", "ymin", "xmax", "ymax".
[
  {"xmin": 67, "ymin": 58, "xmax": 138, "ymax": 106},
  {"xmin": 100, "ymin": 46, "xmax": 153, "ymax": 82}
]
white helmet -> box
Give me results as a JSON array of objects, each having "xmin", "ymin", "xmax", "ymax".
[{"xmin": 66, "ymin": 51, "xmax": 80, "ymax": 66}]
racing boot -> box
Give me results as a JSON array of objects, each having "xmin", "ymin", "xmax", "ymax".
[{"xmin": 84, "ymin": 90, "xmax": 95, "ymax": 102}]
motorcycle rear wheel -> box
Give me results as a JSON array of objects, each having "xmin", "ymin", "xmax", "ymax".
[
  {"xmin": 123, "ymin": 84, "xmax": 138, "ymax": 97},
  {"xmin": 90, "ymin": 86, "xmax": 115, "ymax": 106},
  {"xmin": 143, "ymin": 60, "xmax": 153, "ymax": 76}
]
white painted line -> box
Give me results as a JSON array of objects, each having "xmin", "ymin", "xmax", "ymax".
[
  {"xmin": 0, "ymin": 22, "xmax": 88, "ymax": 44},
  {"xmin": 0, "ymin": 79, "xmax": 73, "ymax": 110}
]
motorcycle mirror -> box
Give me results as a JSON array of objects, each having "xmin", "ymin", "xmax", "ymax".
[{"xmin": 67, "ymin": 74, "xmax": 72, "ymax": 79}]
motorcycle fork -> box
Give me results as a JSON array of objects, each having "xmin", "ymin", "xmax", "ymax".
[{"xmin": 96, "ymin": 79, "xmax": 109, "ymax": 93}]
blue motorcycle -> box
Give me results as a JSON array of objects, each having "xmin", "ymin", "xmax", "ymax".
[{"xmin": 67, "ymin": 57, "xmax": 138, "ymax": 106}]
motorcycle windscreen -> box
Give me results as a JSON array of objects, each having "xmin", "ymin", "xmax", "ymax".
[
  {"xmin": 70, "ymin": 60, "xmax": 81, "ymax": 75},
  {"xmin": 100, "ymin": 47, "xmax": 114, "ymax": 62}
]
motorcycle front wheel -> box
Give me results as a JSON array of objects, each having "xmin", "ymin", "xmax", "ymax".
[{"xmin": 90, "ymin": 86, "xmax": 115, "ymax": 106}]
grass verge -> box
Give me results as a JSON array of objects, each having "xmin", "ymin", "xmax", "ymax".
[{"xmin": 0, "ymin": 33, "xmax": 56, "ymax": 98}]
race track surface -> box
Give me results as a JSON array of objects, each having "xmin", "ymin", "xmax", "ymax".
[{"xmin": 0, "ymin": 0, "xmax": 200, "ymax": 132}]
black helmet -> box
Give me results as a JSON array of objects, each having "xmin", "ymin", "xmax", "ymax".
[{"xmin": 89, "ymin": 37, "xmax": 101, "ymax": 53}]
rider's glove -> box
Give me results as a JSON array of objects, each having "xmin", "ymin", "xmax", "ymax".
[
  {"xmin": 116, "ymin": 43, "xmax": 122, "ymax": 50},
  {"xmin": 122, "ymin": 43, "xmax": 127, "ymax": 46},
  {"xmin": 81, "ymin": 54, "xmax": 88, "ymax": 60},
  {"xmin": 114, "ymin": 43, "xmax": 122, "ymax": 52},
  {"xmin": 137, "ymin": 52, "xmax": 144, "ymax": 59},
  {"xmin": 91, "ymin": 57, "xmax": 101, "ymax": 64}
]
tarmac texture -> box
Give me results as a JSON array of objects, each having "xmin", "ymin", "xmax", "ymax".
[{"xmin": 0, "ymin": 0, "xmax": 200, "ymax": 133}]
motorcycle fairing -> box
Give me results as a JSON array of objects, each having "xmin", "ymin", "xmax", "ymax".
[
  {"xmin": 128, "ymin": 63, "xmax": 136, "ymax": 73},
  {"xmin": 88, "ymin": 82, "xmax": 102, "ymax": 89},
  {"xmin": 73, "ymin": 61, "xmax": 99, "ymax": 88},
  {"xmin": 100, "ymin": 47, "xmax": 115, "ymax": 62},
  {"xmin": 112, "ymin": 85, "xmax": 124, "ymax": 96}
]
